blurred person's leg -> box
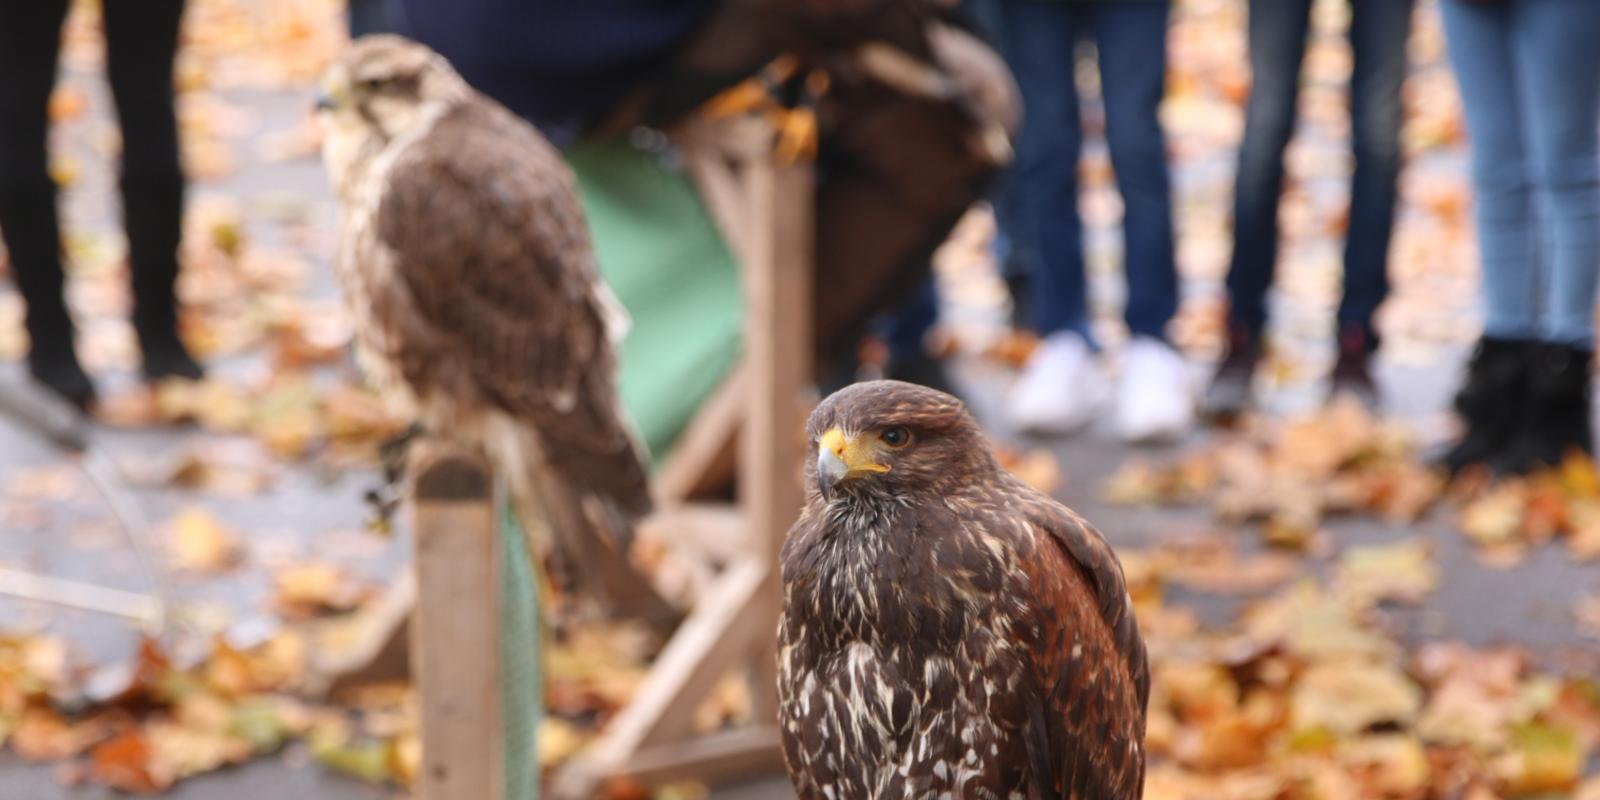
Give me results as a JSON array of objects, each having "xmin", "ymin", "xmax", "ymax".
[
  {"xmin": 1439, "ymin": 0, "xmax": 1535, "ymax": 474},
  {"xmin": 1093, "ymin": 1, "xmax": 1176, "ymax": 344},
  {"xmin": 966, "ymin": 0, "xmax": 1037, "ymax": 329},
  {"xmin": 1225, "ymin": 0, "xmax": 1313, "ymax": 338},
  {"xmin": 1498, "ymin": 0, "xmax": 1600, "ymax": 467},
  {"xmin": 1332, "ymin": 0, "xmax": 1413, "ymax": 406},
  {"xmin": 1005, "ymin": 1, "xmax": 1087, "ymax": 344},
  {"xmin": 1445, "ymin": 2, "xmax": 1535, "ymax": 340},
  {"xmin": 0, "ymin": 0, "xmax": 92, "ymax": 408},
  {"xmin": 1512, "ymin": 0, "xmax": 1600, "ymax": 350},
  {"xmin": 961, "ymin": 0, "xmax": 1007, "ymax": 48},
  {"xmin": 104, "ymin": 0, "xmax": 203, "ymax": 381},
  {"xmin": 881, "ymin": 280, "xmax": 952, "ymax": 394},
  {"xmin": 1208, "ymin": 0, "xmax": 1313, "ymax": 417},
  {"xmin": 1001, "ymin": 0, "xmax": 1108, "ymax": 434},
  {"xmin": 990, "ymin": 202, "xmax": 1035, "ymax": 329},
  {"xmin": 348, "ymin": 0, "xmax": 394, "ymax": 38},
  {"xmin": 1092, "ymin": 0, "xmax": 1192, "ymax": 442}
]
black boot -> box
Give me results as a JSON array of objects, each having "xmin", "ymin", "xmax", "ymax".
[
  {"xmin": 1005, "ymin": 271, "xmax": 1033, "ymax": 332},
  {"xmin": 122, "ymin": 174, "xmax": 202, "ymax": 382},
  {"xmin": 1203, "ymin": 321, "xmax": 1262, "ymax": 419},
  {"xmin": 0, "ymin": 178, "xmax": 95, "ymax": 410},
  {"xmin": 1494, "ymin": 342, "xmax": 1593, "ymax": 475},
  {"xmin": 1329, "ymin": 322, "xmax": 1380, "ymax": 409},
  {"xmin": 1440, "ymin": 337, "xmax": 1529, "ymax": 475}
]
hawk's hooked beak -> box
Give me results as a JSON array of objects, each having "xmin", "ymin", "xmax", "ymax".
[
  {"xmin": 816, "ymin": 428, "xmax": 889, "ymax": 498},
  {"xmin": 315, "ymin": 79, "xmax": 351, "ymax": 114}
]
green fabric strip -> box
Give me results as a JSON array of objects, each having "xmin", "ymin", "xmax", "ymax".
[{"xmin": 567, "ymin": 140, "xmax": 744, "ymax": 464}]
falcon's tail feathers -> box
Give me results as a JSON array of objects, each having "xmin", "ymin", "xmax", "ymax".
[{"xmin": 488, "ymin": 413, "xmax": 678, "ymax": 627}]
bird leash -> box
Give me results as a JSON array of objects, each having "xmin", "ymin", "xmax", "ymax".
[{"xmin": 0, "ymin": 374, "xmax": 191, "ymax": 649}]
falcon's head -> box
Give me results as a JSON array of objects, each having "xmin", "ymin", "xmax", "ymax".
[
  {"xmin": 804, "ymin": 380, "xmax": 996, "ymax": 508},
  {"xmin": 316, "ymin": 35, "xmax": 467, "ymax": 189}
]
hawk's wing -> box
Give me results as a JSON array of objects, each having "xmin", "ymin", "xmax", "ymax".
[
  {"xmin": 1015, "ymin": 489, "xmax": 1149, "ymax": 800},
  {"xmin": 373, "ymin": 100, "xmax": 651, "ymax": 519}
]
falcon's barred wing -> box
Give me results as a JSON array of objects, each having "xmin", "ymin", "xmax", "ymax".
[
  {"xmin": 373, "ymin": 102, "xmax": 651, "ymax": 517},
  {"xmin": 1017, "ymin": 493, "xmax": 1149, "ymax": 800}
]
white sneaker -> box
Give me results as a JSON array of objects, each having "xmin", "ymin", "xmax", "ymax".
[
  {"xmin": 1116, "ymin": 336, "xmax": 1196, "ymax": 443},
  {"xmin": 1009, "ymin": 332, "xmax": 1109, "ymax": 435}
]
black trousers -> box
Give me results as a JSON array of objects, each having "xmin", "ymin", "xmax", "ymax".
[{"xmin": 0, "ymin": 0, "xmax": 187, "ymax": 357}]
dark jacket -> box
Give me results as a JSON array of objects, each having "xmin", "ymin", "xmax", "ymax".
[{"xmin": 394, "ymin": 0, "xmax": 717, "ymax": 145}]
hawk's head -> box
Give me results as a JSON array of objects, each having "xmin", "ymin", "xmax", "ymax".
[
  {"xmin": 804, "ymin": 380, "xmax": 995, "ymax": 507},
  {"xmin": 316, "ymin": 36, "xmax": 466, "ymax": 188}
]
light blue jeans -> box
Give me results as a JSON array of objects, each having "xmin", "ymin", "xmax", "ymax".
[{"xmin": 1443, "ymin": 0, "xmax": 1600, "ymax": 348}]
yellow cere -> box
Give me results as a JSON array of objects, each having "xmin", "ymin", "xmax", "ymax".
[{"xmin": 820, "ymin": 427, "xmax": 891, "ymax": 474}]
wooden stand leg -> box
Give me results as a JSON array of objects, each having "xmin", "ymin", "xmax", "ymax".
[{"xmin": 411, "ymin": 444, "xmax": 506, "ymax": 800}]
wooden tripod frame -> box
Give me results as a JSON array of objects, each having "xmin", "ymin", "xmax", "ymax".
[{"xmin": 550, "ymin": 116, "xmax": 813, "ymax": 797}]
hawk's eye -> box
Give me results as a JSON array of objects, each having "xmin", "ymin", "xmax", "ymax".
[
  {"xmin": 880, "ymin": 426, "xmax": 911, "ymax": 448},
  {"xmin": 362, "ymin": 78, "xmax": 384, "ymax": 91}
]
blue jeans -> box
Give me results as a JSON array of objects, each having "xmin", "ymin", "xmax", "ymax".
[
  {"xmin": 880, "ymin": 280, "xmax": 941, "ymax": 364},
  {"xmin": 1227, "ymin": 0, "xmax": 1414, "ymax": 340},
  {"xmin": 1001, "ymin": 0, "xmax": 1176, "ymax": 345},
  {"xmin": 1443, "ymin": 0, "xmax": 1600, "ymax": 348},
  {"xmin": 348, "ymin": 0, "xmax": 396, "ymax": 36}
]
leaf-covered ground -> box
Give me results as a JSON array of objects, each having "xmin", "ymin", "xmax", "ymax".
[{"xmin": 0, "ymin": 0, "xmax": 1594, "ymax": 798}]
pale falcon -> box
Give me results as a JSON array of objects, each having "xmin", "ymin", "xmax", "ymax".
[{"xmin": 316, "ymin": 35, "xmax": 658, "ymax": 613}]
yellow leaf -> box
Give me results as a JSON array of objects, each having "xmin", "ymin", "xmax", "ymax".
[
  {"xmin": 1497, "ymin": 723, "xmax": 1587, "ymax": 794},
  {"xmin": 1291, "ymin": 660, "xmax": 1422, "ymax": 735},
  {"xmin": 146, "ymin": 718, "xmax": 252, "ymax": 783},
  {"xmin": 209, "ymin": 217, "xmax": 245, "ymax": 259},
  {"xmin": 389, "ymin": 731, "xmax": 420, "ymax": 787},
  {"xmin": 272, "ymin": 562, "xmax": 368, "ymax": 620},
  {"xmin": 995, "ymin": 447, "xmax": 1062, "ymax": 494},
  {"xmin": 309, "ymin": 724, "xmax": 392, "ymax": 784},
  {"xmin": 539, "ymin": 718, "xmax": 589, "ymax": 768},
  {"xmin": 1460, "ymin": 484, "xmax": 1525, "ymax": 547},
  {"xmin": 1334, "ymin": 539, "xmax": 1438, "ymax": 606},
  {"xmin": 1341, "ymin": 734, "xmax": 1430, "ymax": 796},
  {"xmin": 1561, "ymin": 453, "xmax": 1600, "ymax": 498},
  {"xmin": 169, "ymin": 507, "xmax": 242, "ymax": 573}
]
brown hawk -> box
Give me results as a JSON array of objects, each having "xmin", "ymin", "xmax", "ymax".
[
  {"xmin": 316, "ymin": 36, "xmax": 664, "ymax": 617},
  {"xmin": 777, "ymin": 380, "xmax": 1149, "ymax": 799}
]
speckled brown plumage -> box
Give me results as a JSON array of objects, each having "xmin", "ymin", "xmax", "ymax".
[
  {"xmin": 777, "ymin": 380, "xmax": 1148, "ymax": 799},
  {"xmin": 319, "ymin": 37, "xmax": 651, "ymax": 594}
]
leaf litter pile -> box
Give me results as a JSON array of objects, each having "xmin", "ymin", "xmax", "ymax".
[
  {"xmin": 1129, "ymin": 553, "xmax": 1600, "ymax": 799},
  {"xmin": 1102, "ymin": 399, "xmax": 1600, "ymax": 796},
  {"xmin": 1104, "ymin": 398, "xmax": 1600, "ymax": 567},
  {"xmin": 0, "ymin": 0, "xmax": 1596, "ymax": 798},
  {"xmin": 1100, "ymin": 396, "xmax": 1600, "ymax": 799}
]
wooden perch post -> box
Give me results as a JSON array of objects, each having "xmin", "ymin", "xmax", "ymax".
[{"xmin": 410, "ymin": 444, "xmax": 507, "ymax": 800}]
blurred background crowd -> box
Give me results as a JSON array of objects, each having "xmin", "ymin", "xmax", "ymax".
[{"xmin": 3, "ymin": 0, "xmax": 1598, "ymax": 478}]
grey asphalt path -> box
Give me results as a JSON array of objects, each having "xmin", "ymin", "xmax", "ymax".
[{"xmin": 0, "ymin": 752, "xmax": 389, "ymax": 800}]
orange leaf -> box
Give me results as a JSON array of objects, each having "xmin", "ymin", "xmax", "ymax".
[{"xmin": 89, "ymin": 730, "xmax": 165, "ymax": 793}]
